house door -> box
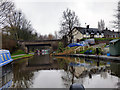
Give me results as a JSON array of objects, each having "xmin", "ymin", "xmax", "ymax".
[
  {"xmin": 90, "ymin": 34, "xmax": 94, "ymax": 38},
  {"xmin": 77, "ymin": 39, "xmax": 80, "ymax": 43}
]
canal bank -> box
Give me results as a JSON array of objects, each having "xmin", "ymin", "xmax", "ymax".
[
  {"xmin": 11, "ymin": 54, "xmax": 34, "ymax": 61},
  {"xmin": 54, "ymin": 54, "xmax": 120, "ymax": 61}
]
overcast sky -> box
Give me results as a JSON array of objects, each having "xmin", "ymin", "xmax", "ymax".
[{"xmin": 12, "ymin": 0, "xmax": 119, "ymax": 35}]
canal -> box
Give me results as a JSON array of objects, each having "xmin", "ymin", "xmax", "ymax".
[{"xmin": 8, "ymin": 55, "xmax": 120, "ymax": 88}]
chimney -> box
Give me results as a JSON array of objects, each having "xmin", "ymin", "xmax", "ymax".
[
  {"xmin": 106, "ymin": 27, "xmax": 108, "ymax": 30},
  {"xmin": 87, "ymin": 25, "xmax": 89, "ymax": 29}
]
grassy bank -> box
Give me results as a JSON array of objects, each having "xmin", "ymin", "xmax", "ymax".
[
  {"xmin": 12, "ymin": 54, "xmax": 33, "ymax": 60},
  {"xmin": 11, "ymin": 50, "xmax": 25, "ymax": 56}
]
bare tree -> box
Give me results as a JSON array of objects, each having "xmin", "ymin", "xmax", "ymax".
[
  {"xmin": 98, "ymin": 19, "xmax": 105, "ymax": 31},
  {"xmin": 113, "ymin": 1, "xmax": 120, "ymax": 32},
  {"xmin": 59, "ymin": 8, "xmax": 80, "ymax": 43},
  {"xmin": 0, "ymin": 0, "xmax": 39, "ymax": 41},
  {"xmin": 48, "ymin": 33, "xmax": 55, "ymax": 40},
  {"xmin": 0, "ymin": 0, "xmax": 14, "ymax": 28},
  {"xmin": 38, "ymin": 34, "xmax": 44, "ymax": 40},
  {"xmin": 4, "ymin": 10, "xmax": 36, "ymax": 40},
  {"xmin": 43, "ymin": 34, "xmax": 48, "ymax": 40},
  {"xmin": 0, "ymin": 0, "xmax": 14, "ymax": 49}
]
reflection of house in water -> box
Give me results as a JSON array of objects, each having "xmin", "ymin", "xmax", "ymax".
[
  {"xmin": 0, "ymin": 63, "xmax": 13, "ymax": 89},
  {"xmin": 69, "ymin": 59, "xmax": 109, "ymax": 79},
  {"xmin": 100, "ymin": 72, "xmax": 108, "ymax": 79},
  {"xmin": 110, "ymin": 63, "xmax": 120, "ymax": 88},
  {"xmin": 110, "ymin": 63, "xmax": 120, "ymax": 78}
]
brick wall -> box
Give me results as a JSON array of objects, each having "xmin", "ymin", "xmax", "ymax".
[{"xmin": 2, "ymin": 36, "xmax": 17, "ymax": 53}]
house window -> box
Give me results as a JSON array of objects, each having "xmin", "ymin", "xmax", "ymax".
[
  {"xmin": 97, "ymin": 33, "xmax": 99, "ymax": 36},
  {"xmin": 101, "ymin": 33, "xmax": 104, "ymax": 37},
  {"xmin": 97, "ymin": 33, "xmax": 99, "ymax": 37},
  {"xmin": 86, "ymin": 32, "xmax": 89, "ymax": 36}
]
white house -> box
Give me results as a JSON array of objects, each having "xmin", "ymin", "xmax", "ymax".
[{"xmin": 67, "ymin": 27, "xmax": 104, "ymax": 43}]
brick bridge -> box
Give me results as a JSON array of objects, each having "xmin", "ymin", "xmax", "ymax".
[{"xmin": 19, "ymin": 39, "xmax": 62, "ymax": 53}]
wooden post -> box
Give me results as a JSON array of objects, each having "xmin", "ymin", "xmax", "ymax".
[
  {"xmin": 83, "ymin": 46, "xmax": 84, "ymax": 50},
  {"xmin": 27, "ymin": 46, "xmax": 29, "ymax": 54}
]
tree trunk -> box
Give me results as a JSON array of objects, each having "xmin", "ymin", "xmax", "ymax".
[{"xmin": 70, "ymin": 32, "xmax": 73, "ymax": 44}]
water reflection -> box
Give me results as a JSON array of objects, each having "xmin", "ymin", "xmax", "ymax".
[
  {"xmin": 110, "ymin": 63, "xmax": 120, "ymax": 88},
  {"xmin": 12, "ymin": 58, "xmax": 34, "ymax": 88},
  {"xmin": 53, "ymin": 57, "xmax": 120, "ymax": 88},
  {"xmin": 11, "ymin": 55, "xmax": 120, "ymax": 88},
  {"xmin": 0, "ymin": 63, "xmax": 12, "ymax": 89}
]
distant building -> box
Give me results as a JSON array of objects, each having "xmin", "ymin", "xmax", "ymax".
[
  {"xmin": 103, "ymin": 29, "xmax": 120, "ymax": 38},
  {"xmin": 67, "ymin": 27, "xmax": 120, "ymax": 43}
]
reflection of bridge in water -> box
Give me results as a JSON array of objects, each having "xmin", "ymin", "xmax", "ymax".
[{"xmin": 21, "ymin": 55, "xmax": 64, "ymax": 71}]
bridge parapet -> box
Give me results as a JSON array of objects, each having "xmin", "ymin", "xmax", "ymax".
[{"xmin": 19, "ymin": 39, "xmax": 62, "ymax": 53}]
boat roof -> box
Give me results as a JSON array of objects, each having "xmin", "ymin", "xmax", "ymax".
[
  {"xmin": 109, "ymin": 39, "xmax": 120, "ymax": 44},
  {"xmin": 0, "ymin": 50, "xmax": 10, "ymax": 54}
]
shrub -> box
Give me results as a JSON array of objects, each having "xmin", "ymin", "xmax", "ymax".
[
  {"xmin": 12, "ymin": 49, "xmax": 25, "ymax": 55},
  {"xmin": 78, "ymin": 47, "xmax": 96, "ymax": 54},
  {"xmin": 58, "ymin": 42, "xmax": 64, "ymax": 53},
  {"xmin": 94, "ymin": 38, "xmax": 120, "ymax": 41},
  {"xmin": 79, "ymin": 50, "xmax": 86, "ymax": 54}
]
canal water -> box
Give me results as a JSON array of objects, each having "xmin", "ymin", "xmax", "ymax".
[{"xmin": 9, "ymin": 55, "xmax": 120, "ymax": 88}]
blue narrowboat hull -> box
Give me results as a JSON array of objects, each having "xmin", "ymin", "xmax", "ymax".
[
  {"xmin": 0, "ymin": 50, "xmax": 13, "ymax": 89},
  {"xmin": 0, "ymin": 59, "xmax": 13, "ymax": 67},
  {"xmin": 0, "ymin": 50, "xmax": 13, "ymax": 67}
]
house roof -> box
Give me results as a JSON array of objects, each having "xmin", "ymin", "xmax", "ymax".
[
  {"xmin": 73, "ymin": 27, "xmax": 120, "ymax": 36},
  {"xmin": 73, "ymin": 27, "xmax": 103, "ymax": 35},
  {"xmin": 103, "ymin": 30, "xmax": 119, "ymax": 36}
]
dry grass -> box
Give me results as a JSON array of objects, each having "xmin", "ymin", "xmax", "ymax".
[
  {"xmin": 54, "ymin": 46, "xmax": 89, "ymax": 55},
  {"xmin": 55, "ymin": 47, "xmax": 77, "ymax": 55}
]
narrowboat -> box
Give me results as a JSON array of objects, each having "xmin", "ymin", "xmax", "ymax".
[{"xmin": 0, "ymin": 50, "xmax": 13, "ymax": 89}]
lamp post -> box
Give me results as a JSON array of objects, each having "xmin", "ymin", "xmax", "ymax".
[{"xmin": 85, "ymin": 23, "xmax": 87, "ymax": 39}]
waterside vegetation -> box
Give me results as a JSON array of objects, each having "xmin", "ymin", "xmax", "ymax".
[{"xmin": 11, "ymin": 54, "xmax": 33, "ymax": 60}]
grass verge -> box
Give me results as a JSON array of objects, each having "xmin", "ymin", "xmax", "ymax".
[
  {"xmin": 11, "ymin": 50, "xmax": 25, "ymax": 56},
  {"xmin": 12, "ymin": 54, "xmax": 33, "ymax": 60}
]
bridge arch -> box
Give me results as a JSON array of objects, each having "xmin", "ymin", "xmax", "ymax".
[{"xmin": 19, "ymin": 39, "xmax": 62, "ymax": 54}]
